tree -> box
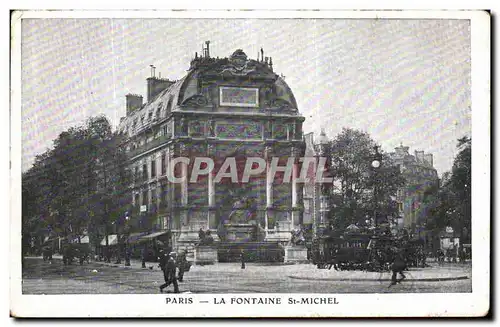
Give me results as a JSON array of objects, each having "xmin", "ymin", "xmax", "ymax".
[
  {"xmin": 21, "ymin": 115, "xmax": 131, "ymax": 254},
  {"xmin": 448, "ymin": 136, "xmax": 471, "ymax": 242},
  {"xmin": 422, "ymin": 136, "xmax": 471, "ymax": 245},
  {"xmin": 324, "ymin": 128, "xmax": 406, "ymax": 230}
]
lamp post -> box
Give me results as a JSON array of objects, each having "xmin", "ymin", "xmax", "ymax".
[
  {"xmin": 124, "ymin": 212, "xmax": 131, "ymax": 266},
  {"xmin": 371, "ymin": 146, "xmax": 382, "ymax": 229}
]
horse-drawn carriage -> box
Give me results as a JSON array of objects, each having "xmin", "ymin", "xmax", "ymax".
[
  {"xmin": 310, "ymin": 233, "xmax": 375, "ymax": 271},
  {"xmin": 62, "ymin": 242, "xmax": 92, "ymax": 265},
  {"xmin": 309, "ymin": 230, "xmax": 425, "ymax": 272}
]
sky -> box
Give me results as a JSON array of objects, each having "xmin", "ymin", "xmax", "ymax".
[{"xmin": 20, "ymin": 18, "xmax": 471, "ymax": 175}]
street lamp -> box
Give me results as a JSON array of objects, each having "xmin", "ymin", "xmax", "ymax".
[
  {"xmin": 124, "ymin": 213, "xmax": 131, "ymax": 266},
  {"xmin": 371, "ymin": 146, "xmax": 382, "ymax": 229}
]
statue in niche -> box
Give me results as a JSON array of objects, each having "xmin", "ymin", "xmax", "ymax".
[
  {"xmin": 179, "ymin": 118, "xmax": 188, "ymax": 136},
  {"xmin": 208, "ymin": 120, "xmax": 215, "ymax": 137},
  {"xmin": 227, "ymin": 197, "xmax": 257, "ymax": 225}
]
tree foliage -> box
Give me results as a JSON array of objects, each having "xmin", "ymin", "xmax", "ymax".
[
  {"xmin": 22, "ymin": 115, "xmax": 131, "ymax": 249},
  {"xmin": 324, "ymin": 128, "xmax": 406, "ymax": 230},
  {"xmin": 421, "ymin": 136, "xmax": 471, "ymax": 242}
]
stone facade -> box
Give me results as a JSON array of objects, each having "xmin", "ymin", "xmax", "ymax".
[
  {"xmin": 301, "ymin": 130, "xmax": 330, "ymax": 237},
  {"xmin": 117, "ymin": 46, "xmax": 305, "ymax": 252},
  {"xmin": 389, "ymin": 144, "xmax": 439, "ymax": 231}
]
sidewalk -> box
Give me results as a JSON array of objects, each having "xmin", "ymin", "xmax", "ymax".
[
  {"xmin": 287, "ymin": 264, "xmax": 471, "ymax": 282},
  {"xmin": 41, "ymin": 255, "xmax": 470, "ymax": 282},
  {"xmin": 47, "ymin": 254, "xmax": 159, "ymax": 270}
]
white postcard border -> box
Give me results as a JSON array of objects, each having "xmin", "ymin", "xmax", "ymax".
[{"xmin": 10, "ymin": 9, "xmax": 490, "ymax": 317}]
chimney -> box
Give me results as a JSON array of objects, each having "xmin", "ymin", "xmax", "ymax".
[
  {"xmin": 126, "ymin": 94, "xmax": 143, "ymax": 115},
  {"xmin": 147, "ymin": 77, "xmax": 174, "ymax": 102},
  {"xmin": 414, "ymin": 150, "xmax": 425, "ymax": 163},
  {"xmin": 394, "ymin": 143, "xmax": 409, "ymax": 157},
  {"xmin": 424, "ymin": 153, "xmax": 433, "ymax": 167}
]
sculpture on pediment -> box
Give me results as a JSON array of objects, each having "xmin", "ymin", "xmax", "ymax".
[
  {"xmin": 270, "ymin": 98, "xmax": 293, "ymax": 109},
  {"xmin": 218, "ymin": 49, "xmax": 257, "ymax": 76},
  {"xmin": 182, "ymin": 94, "xmax": 210, "ymax": 107},
  {"xmin": 262, "ymin": 84, "xmax": 294, "ymax": 109}
]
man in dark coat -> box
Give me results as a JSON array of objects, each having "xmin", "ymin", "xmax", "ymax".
[
  {"xmin": 62, "ymin": 244, "xmax": 73, "ymax": 265},
  {"xmin": 177, "ymin": 251, "xmax": 187, "ymax": 282},
  {"xmin": 159, "ymin": 251, "xmax": 179, "ymax": 293},
  {"xmin": 141, "ymin": 244, "xmax": 147, "ymax": 268},
  {"xmin": 389, "ymin": 248, "xmax": 407, "ymax": 287},
  {"xmin": 240, "ymin": 250, "xmax": 246, "ymax": 269}
]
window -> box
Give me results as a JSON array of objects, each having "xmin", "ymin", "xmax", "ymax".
[
  {"xmin": 142, "ymin": 190, "xmax": 148, "ymax": 206},
  {"xmin": 156, "ymin": 102, "xmax": 163, "ymax": 118},
  {"xmin": 167, "ymin": 97, "xmax": 173, "ymax": 112},
  {"xmin": 151, "ymin": 159, "xmax": 156, "ymax": 178},
  {"xmin": 142, "ymin": 164, "xmax": 147, "ymax": 181},
  {"xmin": 148, "ymin": 112, "xmax": 153, "ymax": 121},
  {"xmin": 134, "ymin": 166, "xmax": 139, "ymax": 182},
  {"xmin": 161, "ymin": 184, "xmax": 168, "ymax": 207},
  {"xmin": 134, "ymin": 193, "xmax": 140, "ymax": 207},
  {"xmin": 151, "ymin": 188, "xmax": 157, "ymax": 204},
  {"xmin": 161, "ymin": 153, "xmax": 166, "ymax": 175}
]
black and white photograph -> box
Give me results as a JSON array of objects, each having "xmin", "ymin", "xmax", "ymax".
[{"xmin": 10, "ymin": 9, "xmax": 490, "ymax": 317}]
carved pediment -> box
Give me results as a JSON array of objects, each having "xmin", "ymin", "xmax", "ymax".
[{"xmin": 201, "ymin": 51, "xmax": 276, "ymax": 79}]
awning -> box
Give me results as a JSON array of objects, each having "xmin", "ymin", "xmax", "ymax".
[
  {"xmin": 70, "ymin": 235, "xmax": 89, "ymax": 244},
  {"xmin": 127, "ymin": 232, "xmax": 149, "ymax": 244},
  {"xmin": 140, "ymin": 231, "xmax": 169, "ymax": 241},
  {"xmin": 345, "ymin": 224, "xmax": 360, "ymax": 231},
  {"xmin": 100, "ymin": 234, "xmax": 118, "ymax": 246}
]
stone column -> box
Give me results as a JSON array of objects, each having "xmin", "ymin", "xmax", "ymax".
[
  {"xmin": 180, "ymin": 144, "xmax": 189, "ymax": 227},
  {"xmin": 265, "ymin": 145, "xmax": 272, "ymax": 233},
  {"xmin": 207, "ymin": 144, "xmax": 216, "ymax": 230},
  {"xmin": 291, "ymin": 147, "xmax": 299, "ymax": 229}
]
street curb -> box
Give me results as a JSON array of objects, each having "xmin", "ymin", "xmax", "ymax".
[{"xmin": 287, "ymin": 275, "xmax": 470, "ymax": 282}]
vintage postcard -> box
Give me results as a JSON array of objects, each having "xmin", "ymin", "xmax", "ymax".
[{"xmin": 10, "ymin": 10, "xmax": 490, "ymax": 317}]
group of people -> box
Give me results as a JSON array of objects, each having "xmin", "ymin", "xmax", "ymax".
[
  {"xmin": 157, "ymin": 248, "xmax": 189, "ymax": 294},
  {"xmin": 436, "ymin": 245, "xmax": 469, "ymax": 264}
]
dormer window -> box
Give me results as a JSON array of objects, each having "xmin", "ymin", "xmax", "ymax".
[{"xmin": 167, "ymin": 97, "xmax": 173, "ymax": 112}]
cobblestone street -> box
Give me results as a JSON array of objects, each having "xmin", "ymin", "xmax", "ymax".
[{"xmin": 22, "ymin": 257, "xmax": 472, "ymax": 294}]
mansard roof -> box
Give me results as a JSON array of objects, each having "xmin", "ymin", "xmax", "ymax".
[{"xmin": 118, "ymin": 49, "xmax": 300, "ymax": 137}]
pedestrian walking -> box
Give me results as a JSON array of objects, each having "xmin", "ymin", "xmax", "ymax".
[
  {"xmin": 141, "ymin": 244, "xmax": 147, "ymax": 268},
  {"xmin": 159, "ymin": 251, "xmax": 180, "ymax": 293},
  {"xmin": 124, "ymin": 244, "xmax": 131, "ymax": 266},
  {"xmin": 437, "ymin": 249, "xmax": 445, "ymax": 264},
  {"xmin": 389, "ymin": 248, "xmax": 407, "ymax": 287},
  {"xmin": 177, "ymin": 251, "xmax": 187, "ymax": 282},
  {"xmin": 240, "ymin": 250, "xmax": 246, "ymax": 269}
]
